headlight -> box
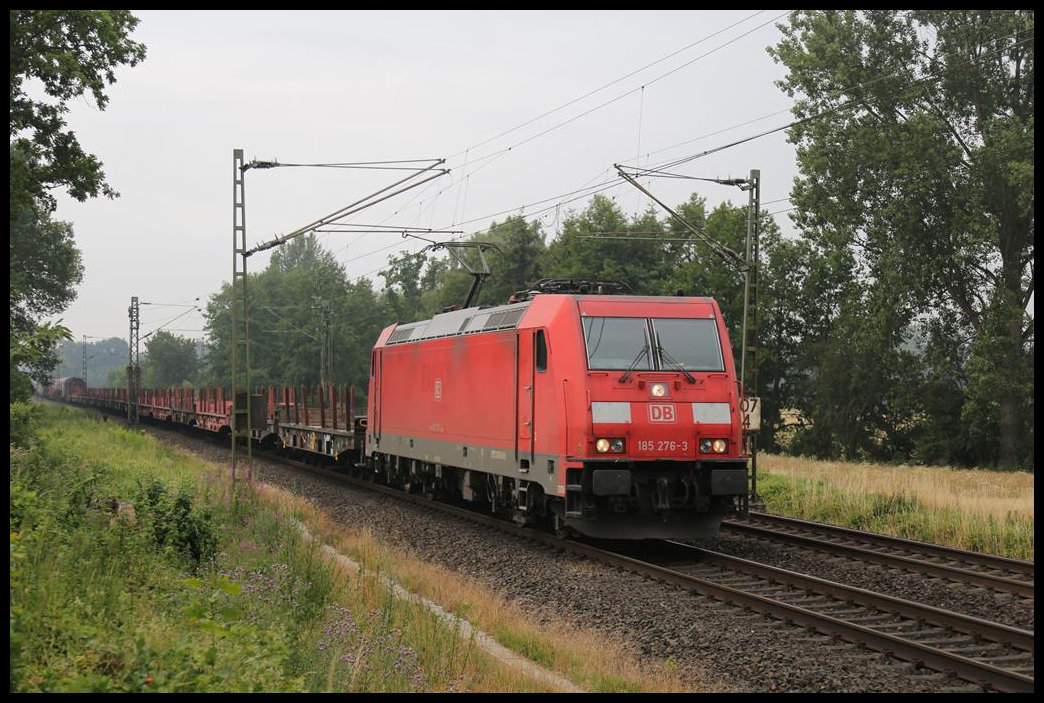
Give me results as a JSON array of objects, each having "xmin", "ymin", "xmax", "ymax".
[
  {"xmin": 610, "ymin": 438, "xmax": 625, "ymax": 453},
  {"xmin": 595, "ymin": 438, "xmax": 611, "ymax": 453},
  {"xmin": 650, "ymin": 382, "xmax": 667, "ymax": 397},
  {"xmin": 700, "ymin": 439, "xmax": 728, "ymax": 454}
]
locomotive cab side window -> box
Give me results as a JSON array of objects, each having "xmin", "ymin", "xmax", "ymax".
[{"xmin": 536, "ymin": 330, "xmax": 548, "ymax": 372}]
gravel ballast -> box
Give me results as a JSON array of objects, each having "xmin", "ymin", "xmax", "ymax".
[{"xmin": 152, "ymin": 426, "xmax": 1024, "ymax": 693}]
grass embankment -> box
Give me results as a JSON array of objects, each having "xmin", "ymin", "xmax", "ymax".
[
  {"xmin": 756, "ymin": 453, "xmax": 1034, "ymax": 560},
  {"xmin": 10, "ymin": 402, "xmax": 701, "ymax": 693},
  {"xmin": 263, "ymin": 488, "xmax": 703, "ymax": 693}
]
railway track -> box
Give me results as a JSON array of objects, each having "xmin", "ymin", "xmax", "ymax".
[
  {"xmin": 722, "ymin": 512, "xmax": 1034, "ymax": 599},
  {"xmin": 256, "ymin": 452, "xmax": 1034, "ymax": 693},
  {"xmin": 87, "ymin": 413, "xmax": 1035, "ymax": 693},
  {"xmin": 611, "ymin": 539, "xmax": 1034, "ymax": 693}
]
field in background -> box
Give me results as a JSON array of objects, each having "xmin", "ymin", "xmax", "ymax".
[{"xmin": 755, "ymin": 453, "xmax": 1034, "ymax": 560}]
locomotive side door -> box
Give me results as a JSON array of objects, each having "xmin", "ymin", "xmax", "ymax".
[
  {"xmin": 516, "ymin": 329, "xmax": 535, "ymax": 468},
  {"xmin": 371, "ymin": 350, "xmax": 381, "ymax": 444}
]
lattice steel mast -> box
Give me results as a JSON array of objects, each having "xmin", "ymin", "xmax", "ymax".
[{"xmin": 127, "ymin": 296, "xmax": 140, "ymax": 424}]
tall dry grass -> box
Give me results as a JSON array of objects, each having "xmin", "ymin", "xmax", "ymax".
[
  {"xmin": 253, "ymin": 483, "xmax": 721, "ymax": 693},
  {"xmin": 756, "ymin": 453, "xmax": 1034, "ymax": 560}
]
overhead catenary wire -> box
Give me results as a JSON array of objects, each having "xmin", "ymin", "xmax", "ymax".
[
  {"xmin": 445, "ymin": 10, "xmax": 774, "ymax": 161},
  {"xmin": 364, "ymin": 11, "xmax": 792, "ymax": 244},
  {"xmin": 206, "ymin": 15, "xmax": 1028, "ymax": 365},
  {"xmin": 446, "ymin": 10, "xmax": 790, "ymax": 169},
  {"xmin": 342, "ymin": 66, "xmax": 798, "ymax": 267},
  {"xmin": 278, "ymin": 15, "xmax": 1029, "ymax": 294},
  {"xmin": 247, "ymin": 159, "xmax": 450, "ymax": 255},
  {"xmin": 639, "ymin": 29, "xmax": 1033, "ymax": 176},
  {"xmin": 141, "ymin": 306, "xmax": 202, "ymax": 340},
  {"xmin": 258, "ymin": 159, "xmax": 446, "ymax": 171},
  {"xmin": 104, "ymin": 18, "xmax": 807, "ymax": 345},
  {"xmin": 310, "ymin": 13, "xmax": 796, "ymax": 273}
]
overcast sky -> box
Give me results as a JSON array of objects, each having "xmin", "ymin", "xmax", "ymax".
[{"xmin": 44, "ymin": 10, "xmax": 800, "ymax": 342}]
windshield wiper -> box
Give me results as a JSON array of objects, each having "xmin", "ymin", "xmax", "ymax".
[
  {"xmin": 657, "ymin": 345, "xmax": 696, "ymax": 383},
  {"xmin": 618, "ymin": 346, "xmax": 649, "ymax": 383}
]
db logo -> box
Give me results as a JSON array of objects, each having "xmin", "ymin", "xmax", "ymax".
[{"xmin": 648, "ymin": 404, "xmax": 676, "ymax": 423}]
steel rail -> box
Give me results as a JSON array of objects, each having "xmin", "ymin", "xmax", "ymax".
[
  {"xmin": 721, "ymin": 514, "xmax": 1034, "ymax": 599},
  {"xmin": 71, "ymin": 409, "xmax": 1035, "ymax": 695},
  {"xmin": 743, "ymin": 512, "xmax": 1034, "ymax": 579},
  {"xmin": 265, "ymin": 455, "xmax": 1035, "ymax": 693}
]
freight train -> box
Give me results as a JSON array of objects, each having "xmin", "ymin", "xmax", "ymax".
[
  {"xmin": 44, "ymin": 283, "xmax": 751, "ymax": 539},
  {"xmin": 46, "ymin": 376, "xmax": 88, "ymax": 400}
]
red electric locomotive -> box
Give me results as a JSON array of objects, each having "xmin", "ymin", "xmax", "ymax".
[{"xmin": 366, "ymin": 286, "xmax": 750, "ymax": 539}]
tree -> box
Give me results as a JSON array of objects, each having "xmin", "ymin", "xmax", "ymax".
[
  {"xmin": 9, "ymin": 196, "xmax": 84, "ymax": 402},
  {"xmin": 142, "ymin": 331, "xmax": 199, "ymax": 387},
  {"xmin": 9, "ymin": 213, "xmax": 83, "ymax": 338},
  {"xmin": 10, "ymin": 10, "xmax": 147, "ymax": 215},
  {"xmin": 202, "ymin": 235, "xmax": 394, "ymax": 392},
  {"xmin": 417, "ymin": 255, "xmax": 469, "ymax": 315},
  {"xmin": 10, "ymin": 323, "xmax": 70, "ymax": 403},
  {"xmin": 10, "ymin": 11, "xmax": 146, "ymax": 402},
  {"xmin": 662, "ymin": 198, "xmax": 759, "ymax": 341},
  {"xmin": 54, "ymin": 336, "xmax": 128, "ymax": 387},
  {"xmin": 544, "ymin": 195, "xmax": 670, "ymax": 293},
  {"xmin": 770, "ymin": 10, "xmax": 1034, "ymax": 467},
  {"xmin": 408, "ymin": 216, "xmax": 549, "ymax": 314},
  {"xmin": 380, "ymin": 251, "xmax": 428, "ymax": 323},
  {"xmin": 476, "ymin": 216, "xmax": 548, "ymax": 305}
]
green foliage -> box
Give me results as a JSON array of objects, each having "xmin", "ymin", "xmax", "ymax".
[
  {"xmin": 544, "ymin": 196, "xmax": 670, "ymax": 294},
  {"xmin": 53, "ymin": 337, "xmax": 128, "ymax": 388},
  {"xmin": 204, "ymin": 235, "xmax": 390, "ymax": 391},
  {"xmin": 769, "ymin": 10, "xmax": 1034, "ymax": 468},
  {"xmin": 493, "ymin": 625, "xmax": 555, "ymax": 668},
  {"xmin": 9, "ymin": 402, "xmax": 41, "ymax": 448},
  {"xmin": 140, "ymin": 575, "xmax": 305, "ymax": 693},
  {"xmin": 10, "ymin": 440, "xmax": 102, "ymax": 538},
  {"xmin": 587, "ymin": 674, "xmax": 642, "ymax": 694},
  {"xmin": 381, "ymin": 251, "xmax": 429, "ymax": 322},
  {"xmin": 10, "ymin": 10, "xmax": 147, "ymax": 214},
  {"xmin": 9, "ymin": 211, "xmax": 84, "ymax": 336},
  {"xmin": 135, "ymin": 479, "xmax": 217, "ymax": 567},
  {"xmin": 785, "ymin": 283, "xmax": 922, "ymax": 462},
  {"xmin": 10, "ymin": 10, "xmax": 146, "ymax": 407},
  {"xmin": 476, "ymin": 216, "xmax": 548, "ymax": 305},
  {"xmin": 142, "ymin": 330, "xmax": 199, "ymax": 387},
  {"xmin": 407, "ymin": 215, "xmax": 549, "ymax": 314},
  {"xmin": 9, "ymin": 405, "xmax": 310, "ymax": 692},
  {"xmin": 10, "ymin": 323, "xmax": 74, "ymax": 403}
]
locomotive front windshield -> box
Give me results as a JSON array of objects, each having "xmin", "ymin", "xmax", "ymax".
[
  {"xmin": 651, "ymin": 318, "xmax": 724, "ymax": 371},
  {"xmin": 582, "ymin": 316, "xmax": 724, "ymax": 372},
  {"xmin": 583, "ymin": 317, "xmax": 652, "ymax": 370}
]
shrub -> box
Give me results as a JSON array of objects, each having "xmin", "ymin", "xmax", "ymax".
[
  {"xmin": 10, "ymin": 402, "xmax": 40, "ymax": 448},
  {"xmin": 135, "ymin": 479, "xmax": 217, "ymax": 567}
]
